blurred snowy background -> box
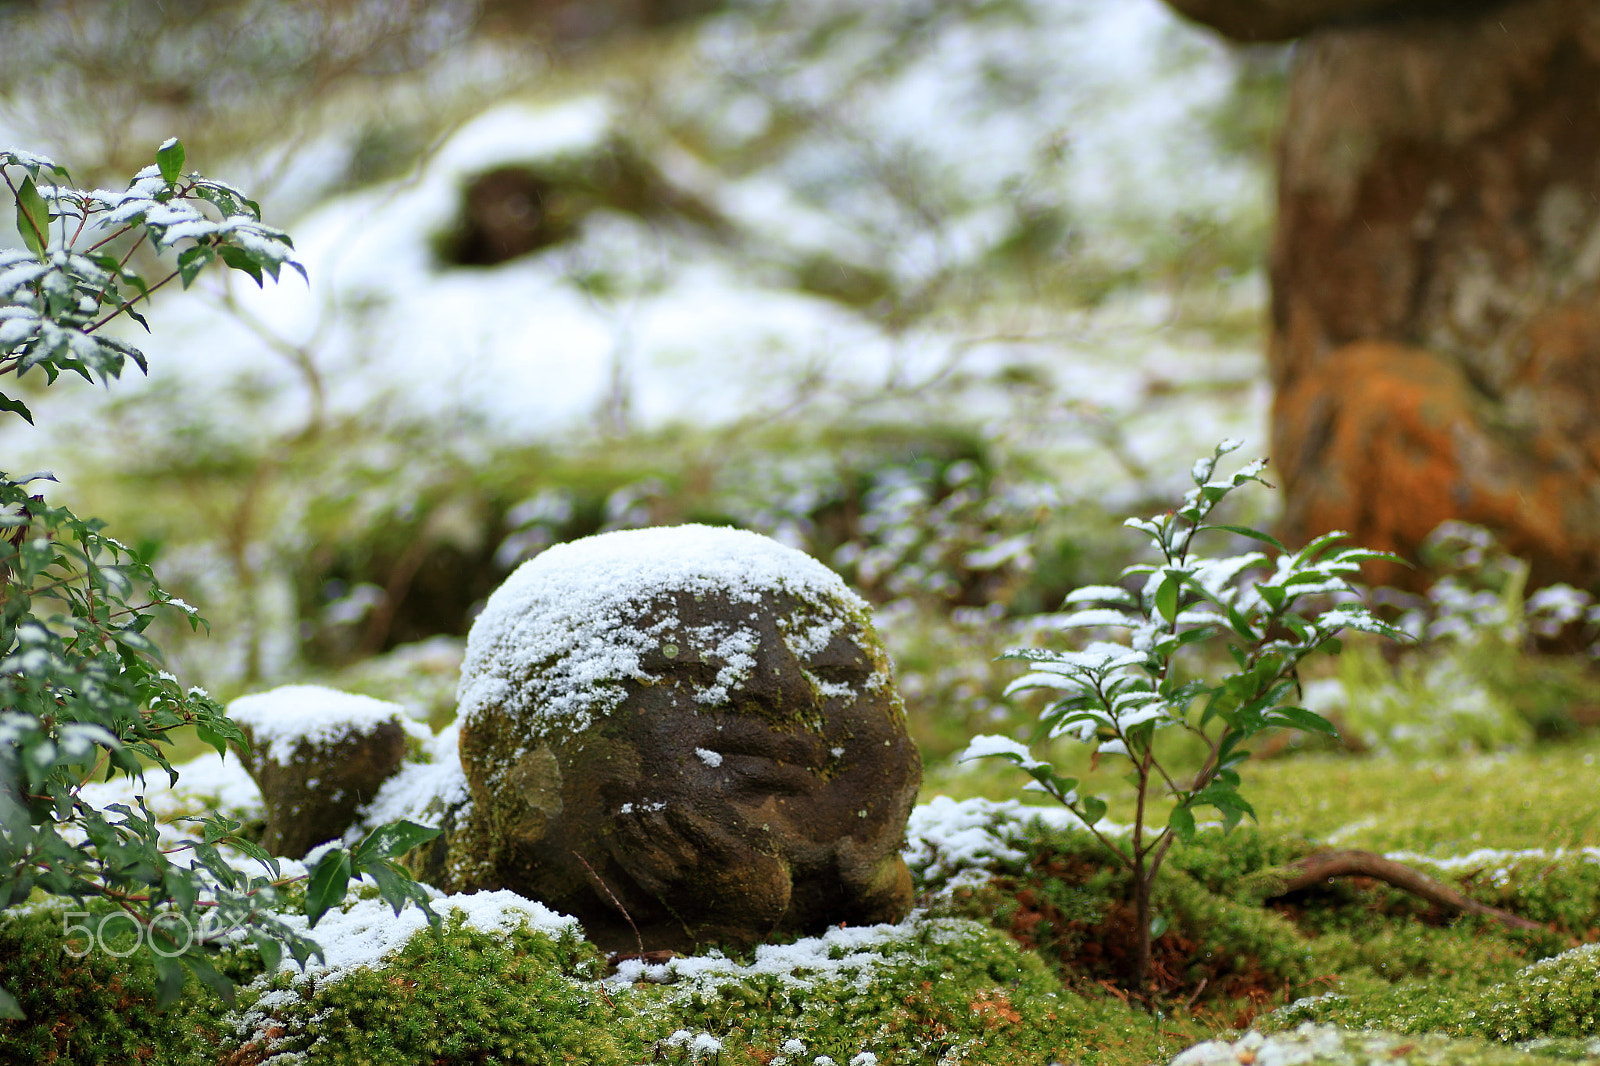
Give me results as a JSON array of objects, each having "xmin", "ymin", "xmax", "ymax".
[{"xmin": 0, "ymin": 0, "xmax": 1290, "ymax": 758}]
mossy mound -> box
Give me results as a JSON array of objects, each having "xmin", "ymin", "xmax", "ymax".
[
  {"xmin": 225, "ymin": 908, "xmax": 621, "ymax": 1065},
  {"xmin": 8, "ymin": 778, "xmax": 1599, "ymax": 1066},
  {"xmin": 1270, "ymin": 943, "xmax": 1600, "ymax": 1049},
  {"xmin": 618, "ymin": 917, "xmax": 1080, "ymax": 1064},
  {"xmin": 0, "ymin": 901, "xmax": 263, "ymax": 1066},
  {"xmin": 224, "ymin": 899, "xmax": 1094, "ymax": 1066}
]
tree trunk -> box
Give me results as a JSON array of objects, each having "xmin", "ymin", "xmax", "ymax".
[{"xmin": 1268, "ymin": 1, "xmax": 1600, "ymax": 589}]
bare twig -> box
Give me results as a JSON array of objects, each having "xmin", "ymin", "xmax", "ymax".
[{"xmin": 570, "ymin": 849, "xmax": 645, "ymax": 958}]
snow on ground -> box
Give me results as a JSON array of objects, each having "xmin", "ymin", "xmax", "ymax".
[
  {"xmin": 6, "ymin": 0, "xmax": 1271, "ymax": 504},
  {"xmin": 261, "ymin": 888, "xmax": 576, "ymax": 986},
  {"xmin": 902, "ymin": 794, "xmax": 1127, "ymax": 892}
]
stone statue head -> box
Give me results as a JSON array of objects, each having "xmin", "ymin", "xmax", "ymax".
[{"xmin": 451, "ymin": 524, "xmax": 921, "ymax": 953}]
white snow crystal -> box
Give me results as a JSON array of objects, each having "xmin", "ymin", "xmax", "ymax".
[
  {"xmin": 956, "ymin": 735, "xmax": 1045, "ymax": 771},
  {"xmin": 694, "ymin": 747, "xmax": 724, "ymax": 767},
  {"xmin": 607, "ymin": 913, "xmax": 978, "ymax": 995}
]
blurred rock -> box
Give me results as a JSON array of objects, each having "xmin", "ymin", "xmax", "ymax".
[
  {"xmin": 230, "ymin": 686, "xmax": 415, "ymax": 859},
  {"xmin": 439, "ymin": 141, "xmax": 729, "ymax": 267},
  {"xmin": 1162, "ymin": 0, "xmax": 1510, "ymax": 42},
  {"xmin": 448, "ymin": 525, "xmax": 922, "ymax": 954},
  {"xmin": 1263, "ymin": 0, "xmax": 1600, "ymax": 587}
]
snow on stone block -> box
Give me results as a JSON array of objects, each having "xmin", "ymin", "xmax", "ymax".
[
  {"xmin": 450, "ymin": 523, "xmax": 919, "ymax": 952},
  {"xmin": 228, "ymin": 684, "xmax": 425, "ymax": 765}
]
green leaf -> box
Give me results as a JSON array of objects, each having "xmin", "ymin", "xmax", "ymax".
[
  {"xmin": 196, "ymin": 723, "xmax": 227, "ymax": 759},
  {"xmin": 1258, "ymin": 583, "xmax": 1286, "ymax": 611},
  {"xmin": 156, "ymin": 139, "xmax": 186, "ymax": 185},
  {"xmin": 0, "ymin": 393, "xmax": 34, "ymax": 425},
  {"xmin": 228, "ymin": 835, "xmax": 280, "ymax": 876},
  {"xmin": 219, "ymin": 244, "xmax": 263, "ymax": 286},
  {"xmin": 1204, "ymin": 524, "xmax": 1285, "ymax": 552},
  {"xmin": 352, "ymin": 820, "xmax": 443, "ymax": 866},
  {"xmin": 151, "ymin": 950, "xmax": 186, "ymax": 1008},
  {"xmin": 165, "ymin": 868, "xmax": 198, "ymax": 914},
  {"xmin": 182, "ymin": 950, "xmax": 236, "ymax": 1005},
  {"xmin": 1268, "ymin": 705, "xmax": 1340, "ymax": 738},
  {"xmin": 0, "ymin": 982, "xmax": 22, "ymax": 1020},
  {"xmin": 304, "ymin": 850, "xmax": 352, "ymax": 928},
  {"xmin": 1224, "ymin": 603, "xmax": 1257, "ymax": 642},
  {"xmin": 1150, "ymin": 914, "xmax": 1169, "ymax": 939},
  {"xmin": 14, "ymin": 175, "xmax": 50, "ymax": 258},
  {"xmin": 1154, "ymin": 572, "xmax": 1180, "ymax": 625},
  {"xmin": 177, "ymin": 244, "xmax": 212, "ymax": 288},
  {"xmin": 1166, "ymin": 804, "xmax": 1195, "ymax": 844},
  {"xmin": 112, "ymin": 627, "xmax": 162, "ymax": 658},
  {"xmin": 251, "ymin": 930, "xmax": 283, "ymax": 974},
  {"xmin": 1079, "ymin": 795, "xmax": 1108, "ymax": 825}
]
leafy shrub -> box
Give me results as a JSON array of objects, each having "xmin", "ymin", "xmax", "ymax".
[
  {"xmin": 963, "ymin": 440, "xmax": 1404, "ymax": 987},
  {"xmin": 1, "ymin": 143, "xmax": 437, "ymax": 1019}
]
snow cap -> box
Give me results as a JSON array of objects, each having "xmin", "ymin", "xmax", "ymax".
[
  {"xmin": 228, "ymin": 684, "xmax": 413, "ymax": 765},
  {"xmin": 457, "ymin": 524, "xmax": 869, "ymax": 738}
]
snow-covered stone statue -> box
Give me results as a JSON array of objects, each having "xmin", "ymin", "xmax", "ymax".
[
  {"xmin": 437, "ymin": 524, "xmax": 923, "ymax": 953},
  {"xmin": 229, "ymin": 685, "xmax": 423, "ymax": 859}
]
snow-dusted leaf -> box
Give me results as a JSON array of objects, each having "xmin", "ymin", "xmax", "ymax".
[
  {"xmin": 958, "ymin": 734, "xmax": 1046, "ymax": 769},
  {"xmin": 1043, "ymin": 607, "xmax": 1138, "ymax": 630},
  {"xmin": 1229, "ymin": 457, "xmax": 1268, "ymax": 485},
  {"xmin": 1064, "ymin": 584, "xmax": 1137, "ymax": 608},
  {"xmin": 1004, "ymin": 670, "xmax": 1087, "ymax": 697}
]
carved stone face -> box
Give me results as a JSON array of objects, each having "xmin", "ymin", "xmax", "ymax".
[{"xmin": 453, "ymin": 526, "xmax": 921, "ymax": 953}]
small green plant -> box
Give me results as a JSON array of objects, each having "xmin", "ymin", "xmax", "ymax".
[
  {"xmin": 962, "ymin": 440, "xmax": 1406, "ymax": 990},
  {"xmin": 1, "ymin": 142, "xmax": 438, "ymax": 1021}
]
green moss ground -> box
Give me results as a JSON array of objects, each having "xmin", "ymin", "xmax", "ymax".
[{"xmin": 7, "ymin": 734, "xmax": 1600, "ymax": 1065}]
